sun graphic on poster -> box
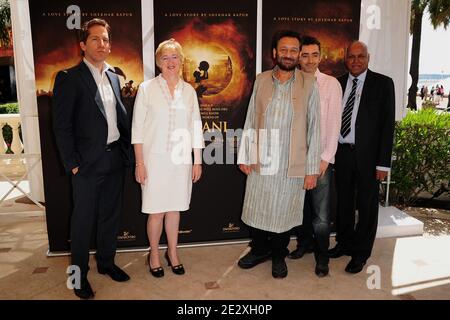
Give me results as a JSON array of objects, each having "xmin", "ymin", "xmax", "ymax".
[
  {"xmin": 182, "ymin": 44, "xmax": 233, "ymax": 98},
  {"xmin": 167, "ymin": 18, "xmax": 253, "ymax": 107}
]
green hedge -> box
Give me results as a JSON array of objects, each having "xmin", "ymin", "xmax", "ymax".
[
  {"xmin": 0, "ymin": 102, "xmax": 19, "ymax": 114},
  {"xmin": 389, "ymin": 109, "xmax": 450, "ymax": 205}
]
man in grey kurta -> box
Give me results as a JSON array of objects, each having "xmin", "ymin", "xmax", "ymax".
[{"xmin": 237, "ymin": 30, "xmax": 321, "ymax": 278}]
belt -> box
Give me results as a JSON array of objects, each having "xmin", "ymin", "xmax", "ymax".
[
  {"xmin": 339, "ymin": 143, "xmax": 355, "ymax": 150},
  {"xmin": 105, "ymin": 140, "xmax": 120, "ymax": 151}
]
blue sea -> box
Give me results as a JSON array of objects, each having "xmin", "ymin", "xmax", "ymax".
[{"xmin": 418, "ymin": 74, "xmax": 450, "ymax": 88}]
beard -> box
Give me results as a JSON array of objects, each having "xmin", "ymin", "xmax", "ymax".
[{"xmin": 276, "ymin": 55, "xmax": 297, "ymax": 71}]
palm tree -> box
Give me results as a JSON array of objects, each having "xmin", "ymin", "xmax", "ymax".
[
  {"xmin": 0, "ymin": 0, "xmax": 11, "ymax": 47},
  {"xmin": 408, "ymin": 0, "xmax": 450, "ymax": 110}
]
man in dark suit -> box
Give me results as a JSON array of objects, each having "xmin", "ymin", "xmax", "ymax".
[
  {"xmin": 53, "ymin": 18, "xmax": 131, "ymax": 299},
  {"xmin": 328, "ymin": 41, "xmax": 395, "ymax": 274}
]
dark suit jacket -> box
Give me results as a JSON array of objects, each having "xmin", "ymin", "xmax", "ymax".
[
  {"xmin": 337, "ymin": 69, "xmax": 395, "ymax": 174},
  {"xmin": 52, "ymin": 61, "xmax": 131, "ymax": 174}
]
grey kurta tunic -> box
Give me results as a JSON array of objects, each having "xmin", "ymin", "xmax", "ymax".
[{"xmin": 241, "ymin": 70, "xmax": 320, "ymax": 233}]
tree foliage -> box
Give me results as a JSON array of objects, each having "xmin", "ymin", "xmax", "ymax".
[
  {"xmin": 0, "ymin": 0, "xmax": 11, "ymax": 47},
  {"xmin": 408, "ymin": 0, "xmax": 450, "ymax": 110}
]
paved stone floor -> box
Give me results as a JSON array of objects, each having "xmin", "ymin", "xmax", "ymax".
[{"xmin": 0, "ymin": 205, "xmax": 449, "ymax": 300}]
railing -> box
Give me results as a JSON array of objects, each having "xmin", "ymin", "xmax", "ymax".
[
  {"xmin": 1, "ymin": 114, "xmax": 24, "ymax": 191},
  {"xmin": 0, "ymin": 114, "xmax": 44, "ymax": 208},
  {"xmin": 1, "ymin": 114, "xmax": 21, "ymax": 153},
  {"xmin": 0, "ymin": 114, "xmax": 25, "ymax": 177},
  {"xmin": 0, "ymin": 114, "xmax": 25, "ymax": 176},
  {"xmin": 0, "ymin": 114, "xmax": 23, "ymax": 154}
]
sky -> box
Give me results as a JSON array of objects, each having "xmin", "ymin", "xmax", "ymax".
[{"xmin": 409, "ymin": 11, "xmax": 450, "ymax": 75}]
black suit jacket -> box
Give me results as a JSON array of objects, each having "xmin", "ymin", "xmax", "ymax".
[
  {"xmin": 337, "ymin": 69, "xmax": 395, "ymax": 174},
  {"xmin": 52, "ymin": 61, "xmax": 132, "ymax": 174}
]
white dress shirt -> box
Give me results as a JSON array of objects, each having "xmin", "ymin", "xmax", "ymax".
[
  {"xmin": 339, "ymin": 70, "xmax": 367, "ymax": 145},
  {"xmin": 339, "ymin": 69, "xmax": 389, "ymax": 171},
  {"xmin": 83, "ymin": 58, "xmax": 120, "ymax": 144}
]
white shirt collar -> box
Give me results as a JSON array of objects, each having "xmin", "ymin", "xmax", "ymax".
[
  {"xmin": 349, "ymin": 69, "xmax": 368, "ymax": 83},
  {"xmin": 83, "ymin": 58, "xmax": 113, "ymax": 76}
]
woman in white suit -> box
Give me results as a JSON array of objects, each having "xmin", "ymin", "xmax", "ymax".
[{"xmin": 132, "ymin": 39, "xmax": 204, "ymax": 278}]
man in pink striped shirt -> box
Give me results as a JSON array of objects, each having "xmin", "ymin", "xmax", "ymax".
[{"xmin": 288, "ymin": 36, "xmax": 342, "ymax": 277}]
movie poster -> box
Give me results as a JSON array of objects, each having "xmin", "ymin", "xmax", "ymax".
[
  {"xmin": 30, "ymin": 0, "xmax": 143, "ymax": 102},
  {"xmin": 154, "ymin": 0, "xmax": 257, "ymax": 243},
  {"xmin": 154, "ymin": 0, "xmax": 256, "ymax": 133},
  {"xmin": 262, "ymin": 0, "xmax": 361, "ymax": 76},
  {"xmin": 28, "ymin": 0, "xmax": 144, "ymax": 252}
]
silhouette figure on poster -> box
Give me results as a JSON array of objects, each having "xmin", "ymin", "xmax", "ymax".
[{"xmin": 193, "ymin": 60, "xmax": 210, "ymax": 98}]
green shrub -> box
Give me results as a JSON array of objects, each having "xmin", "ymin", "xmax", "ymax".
[
  {"xmin": 0, "ymin": 102, "xmax": 19, "ymax": 114},
  {"xmin": 421, "ymin": 100, "xmax": 436, "ymax": 110},
  {"xmin": 389, "ymin": 109, "xmax": 450, "ymax": 205}
]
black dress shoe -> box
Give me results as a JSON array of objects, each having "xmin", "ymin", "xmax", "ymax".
[
  {"xmin": 288, "ymin": 246, "xmax": 314, "ymax": 260},
  {"xmin": 164, "ymin": 251, "xmax": 185, "ymax": 275},
  {"xmin": 74, "ymin": 278, "xmax": 94, "ymax": 299},
  {"xmin": 328, "ymin": 245, "xmax": 351, "ymax": 258},
  {"xmin": 149, "ymin": 266, "xmax": 164, "ymax": 278},
  {"xmin": 345, "ymin": 258, "xmax": 366, "ymax": 274},
  {"xmin": 315, "ymin": 264, "xmax": 329, "ymax": 277},
  {"xmin": 272, "ymin": 258, "xmax": 288, "ymax": 278},
  {"xmin": 98, "ymin": 264, "xmax": 130, "ymax": 282},
  {"xmin": 147, "ymin": 254, "xmax": 164, "ymax": 278},
  {"xmin": 238, "ymin": 251, "xmax": 271, "ymax": 269}
]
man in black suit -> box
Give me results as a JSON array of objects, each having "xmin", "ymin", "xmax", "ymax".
[
  {"xmin": 53, "ymin": 18, "xmax": 131, "ymax": 299},
  {"xmin": 328, "ymin": 41, "xmax": 395, "ymax": 274}
]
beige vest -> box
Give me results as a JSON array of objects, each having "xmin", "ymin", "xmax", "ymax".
[{"xmin": 253, "ymin": 68, "xmax": 315, "ymax": 177}]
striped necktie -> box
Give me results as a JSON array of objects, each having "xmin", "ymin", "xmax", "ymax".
[{"xmin": 340, "ymin": 78, "xmax": 358, "ymax": 138}]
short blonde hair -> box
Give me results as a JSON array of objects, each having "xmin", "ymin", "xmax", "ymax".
[{"xmin": 155, "ymin": 38, "xmax": 184, "ymax": 68}]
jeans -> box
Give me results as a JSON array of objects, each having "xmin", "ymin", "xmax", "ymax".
[{"xmin": 294, "ymin": 166, "xmax": 332, "ymax": 265}]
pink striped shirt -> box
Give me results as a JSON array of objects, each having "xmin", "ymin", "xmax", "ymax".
[{"xmin": 315, "ymin": 69, "xmax": 343, "ymax": 164}]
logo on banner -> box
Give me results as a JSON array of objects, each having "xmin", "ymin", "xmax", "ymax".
[
  {"xmin": 179, "ymin": 229, "xmax": 193, "ymax": 234},
  {"xmin": 222, "ymin": 222, "xmax": 240, "ymax": 233},
  {"xmin": 117, "ymin": 231, "xmax": 137, "ymax": 241}
]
